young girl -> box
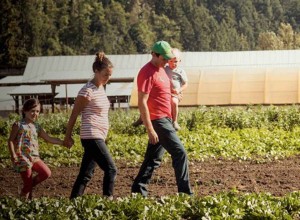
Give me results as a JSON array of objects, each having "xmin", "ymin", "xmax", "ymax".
[
  {"xmin": 64, "ymin": 51, "xmax": 117, "ymax": 199},
  {"xmin": 7, "ymin": 98, "xmax": 64, "ymax": 199}
]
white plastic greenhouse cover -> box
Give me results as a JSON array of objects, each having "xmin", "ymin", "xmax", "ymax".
[
  {"xmin": 130, "ymin": 50, "xmax": 300, "ymax": 106},
  {"xmin": 2, "ymin": 50, "xmax": 300, "ymax": 107}
]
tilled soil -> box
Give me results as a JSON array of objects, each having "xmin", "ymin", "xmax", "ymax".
[{"xmin": 1, "ymin": 156, "xmax": 300, "ymax": 199}]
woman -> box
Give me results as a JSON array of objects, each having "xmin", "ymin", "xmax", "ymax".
[{"xmin": 64, "ymin": 52, "xmax": 117, "ymax": 199}]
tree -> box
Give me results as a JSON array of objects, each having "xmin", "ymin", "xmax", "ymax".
[
  {"xmin": 63, "ymin": 0, "xmax": 94, "ymax": 54},
  {"xmin": 239, "ymin": 34, "xmax": 250, "ymax": 50},
  {"xmin": 126, "ymin": 0, "xmax": 153, "ymax": 53},
  {"xmin": 1, "ymin": 0, "xmax": 29, "ymax": 67},
  {"xmin": 280, "ymin": 0, "xmax": 300, "ymax": 32},
  {"xmin": 185, "ymin": 3, "xmax": 218, "ymax": 51},
  {"xmin": 128, "ymin": 21, "xmax": 154, "ymax": 53},
  {"xmin": 213, "ymin": 20, "xmax": 241, "ymax": 51},
  {"xmin": 100, "ymin": 0, "xmax": 133, "ymax": 54},
  {"xmin": 3, "ymin": 0, "xmax": 300, "ymax": 69},
  {"xmin": 179, "ymin": 16, "xmax": 195, "ymax": 51},
  {"xmin": 277, "ymin": 23, "xmax": 294, "ymax": 49},
  {"xmin": 257, "ymin": 31, "xmax": 283, "ymax": 50},
  {"xmin": 150, "ymin": 12, "xmax": 180, "ymax": 45},
  {"xmin": 235, "ymin": 0, "xmax": 256, "ymax": 49}
]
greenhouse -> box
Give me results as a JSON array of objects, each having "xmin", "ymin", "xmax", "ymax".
[{"xmin": 1, "ymin": 50, "xmax": 300, "ymax": 114}]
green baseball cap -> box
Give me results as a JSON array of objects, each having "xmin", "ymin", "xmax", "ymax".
[{"xmin": 151, "ymin": 41, "xmax": 175, "ymax": 60}]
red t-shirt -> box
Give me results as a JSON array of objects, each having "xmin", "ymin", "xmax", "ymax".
[{"xmin": 137, "ymin": 62, "xmax": 172, "ymax": 120}]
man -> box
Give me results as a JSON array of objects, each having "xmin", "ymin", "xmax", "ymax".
[{"xmin": 131, "ymin": 41, "xmax": 193, "ymax": 196}]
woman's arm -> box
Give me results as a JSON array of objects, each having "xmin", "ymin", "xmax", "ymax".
[{"xmin": 64, "ymin": 95, "xmax": 89, "ymax": 148}]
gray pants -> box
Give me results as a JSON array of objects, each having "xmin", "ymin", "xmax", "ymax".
[{"xmin": 132, "ymin": 117, "xmax": 193, "ymax": 196}]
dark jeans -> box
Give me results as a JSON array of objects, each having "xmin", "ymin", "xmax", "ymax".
[
  {"xmin": 131, "ymin": 117, "xmax": 193, "ymax": 196},
  {"xmin": 70, "ymin": 139, "xmax": 117, "ymax": 199}
]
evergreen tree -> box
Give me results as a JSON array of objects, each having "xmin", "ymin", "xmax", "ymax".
[
  {"xmin": 179, "ymin": 16, "xmax": 195, "ymax": 51},
  {"xmin": 150, "ymin": 12, "xmax": 180, "ymax": 45},
  {"xmin": 3, "ymin": 0, "xmax": 300, "ymax": 69},
  {"xmin": 99, "ymin": 1, "xmax": 132, "ymax": 54},
  {"xmin": 1, "ymin": 0, "xmax": 29, "ymax": 67},
  {"xmin": 127, "ymin": 0, "xmax": 153, "ymax": 53},
  {"xmin": 257, "ymin": 31, "xmax": 283, "ymax": 50},
  {"xmin": 41, "ymin": 0, "xmax": 62, "ymax": 55},
  {"xmin": 55, "ymin": 0, "xmax": 75, "ymax": 55},
  {"xmin": 281, "ymin": 0, "xmax": 300, "ymax": 32},
  {"xmin": 189, "ymin": 4, "xmax": 218, "ymax": 51},
  {"xmin": 64, "ymin": 0, "xmax": 93, "ymax": 54},
  {"xmin": 277, "ymin": 23, "xmax": 295, "ymax": 49}
]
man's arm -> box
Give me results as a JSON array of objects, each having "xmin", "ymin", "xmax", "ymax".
[{"xmin": 138, "ymin": 91, "xmax": 159, "ymax": 145}]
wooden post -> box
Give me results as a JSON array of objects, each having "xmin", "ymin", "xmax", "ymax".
[{"xmin": 51, "ymin": 84, "xmax": 56, "ymax": 113}]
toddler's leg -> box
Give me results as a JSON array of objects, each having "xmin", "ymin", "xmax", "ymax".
[
  {"xmin": 171, "ymin": 96, "xmax": 179, "ymax": 122},
  {"xmin": 171, "ymin": 97, "xmax": 181, "ymax": 130}
]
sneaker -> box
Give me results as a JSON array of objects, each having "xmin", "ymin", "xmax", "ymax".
[
  {"xmin": 106, "ymin": 195, "xmax": 114, "ymax": 201},
  {"xmin": 173, "ymin": 122, "xmax": 181, "ymax": 131},
  {"xmin": 132, "ymin": 118, "xmax": 143, "ymax": 127}
]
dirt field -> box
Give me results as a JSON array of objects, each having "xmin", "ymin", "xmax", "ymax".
[{"xmin": 1, "ymin": 156, "xmax": 300, "ymax": 199}]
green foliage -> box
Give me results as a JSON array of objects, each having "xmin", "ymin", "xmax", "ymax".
[
  {"xmin": 184, "ymin": 105, "xmax": 300, "ymax": 131},
  {"xmin": 2, "ymin": 105, "xmax": 300, "ymax": 218},
  {"xmin": 2, "ymin": 106, "xmax": 300, "ymax": 167},
  {"xmin": 2, "ymin": 0, "xmax": 300, "ymax": 67},
  {"xmin": 0, "ymin": 113, "xmax": 19, "ymax": 137},
  {"xmin": 39, "ymin": 135, "xmax": 83, "ymax": 167},
  {"xmin": 108, "ymin": 109, "xmax": 146, "ymax": 136},
  {"xmin": 38, "ymin": 113, "xmax": 80, "ymax": 135},
  {"xmin": 1, "ymin": 191, "xmax": 300, "ymax": 219}
]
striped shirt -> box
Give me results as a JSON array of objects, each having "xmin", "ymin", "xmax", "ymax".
[{"xmin": 78, "ymin": 81, "xmax": 110, "ymax": 139}]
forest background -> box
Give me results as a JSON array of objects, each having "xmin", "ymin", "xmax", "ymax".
[{"xmin": 1, "ymin": 0, "xmax": 300, "ymax": 69}]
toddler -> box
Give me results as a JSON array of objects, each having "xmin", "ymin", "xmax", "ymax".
[{"xmin": 165, "ymin": 48, "xmax": 188, "ymax": 130}]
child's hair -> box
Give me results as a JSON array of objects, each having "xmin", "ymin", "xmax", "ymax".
[
  {"xmin": 171, "ymin": 48, "xmax": 182, "ymax": 61},
  {"xmin": 92, "ymin": 52, "xmax": 113, "ymax": 73},
  {"xmin": 22, "ymin": 98, "xmax": 40, "ymax": 118}
]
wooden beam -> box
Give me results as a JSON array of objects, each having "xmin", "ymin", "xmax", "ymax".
[
  {"xmin": 41, "ymin": 77, "xmax": 134, "ymax": 85},
  {"xmin": 0, "ymin": 77, "xmax": 134, "ymax": 87},
  {"xmin": 0, "ymin": 82, "xmax": 48, "ymax": 87}
]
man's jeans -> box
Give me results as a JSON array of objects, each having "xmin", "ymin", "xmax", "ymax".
[
  {"xmin": 70, "ymin": 139, "xmax": 117, "ymax": 199},
  {"xmin": 132, "ymin": 117, "xmax": 193, "ymax": 196}
]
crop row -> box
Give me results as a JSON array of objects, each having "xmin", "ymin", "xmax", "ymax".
[
  {"xmin": 1, "ymin": 106, "xmax": 300, "ymax": 219},
  {"xmin": 2, "ymin": 105, "xmax": 300, "ymax": 136},
  {"xmin": 1, "ymin": 106, "xmax": 300, "ymax": 167},
  {"xmin": 1, "ymin": 191, "xmax": 300, "ymax": 219}
]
